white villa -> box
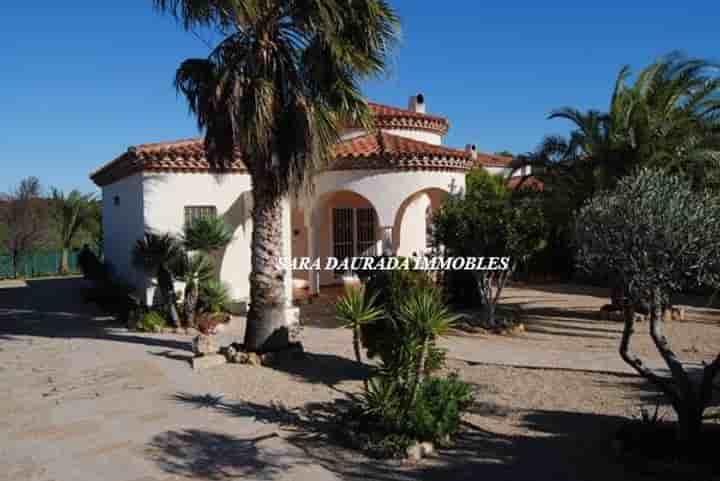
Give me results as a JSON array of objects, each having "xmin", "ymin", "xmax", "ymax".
[{"xmin": 90, "ymin": 94, "xmax": 523, "ymax": 309}]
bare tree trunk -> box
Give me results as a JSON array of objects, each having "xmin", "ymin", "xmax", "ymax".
[
  {"xmin": 620, "ymin": 287, "xmax": 709, "ymax": 447},
  {"xmin": 59, "ymin": 247, "xmax": 69, "ymax": 275},
  {"xmin": 244, "ymin": 179, "xmax": 289, "ymax": 353},
  {"xmin": 11, "ymin": 250, "xmax": 18, "ymax": 279}
]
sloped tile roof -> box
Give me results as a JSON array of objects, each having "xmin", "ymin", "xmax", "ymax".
[
  {"xmin": 474, "ymin": 153, "xmax": 513, "ymax": 168},
  {"xmin": 90, "ymin": 139, "xmax": 247, "ymax": 187},
  {"xmin": 90, "ymin": 102, "xmax": 499, "ymax": 186},
  {"xmin": 368, "ymin": 102, "xmax": 449, "ymax": 134},
  {"xmin": 332, "ymin": 132, "xmax": 473, "ymax": 171}
]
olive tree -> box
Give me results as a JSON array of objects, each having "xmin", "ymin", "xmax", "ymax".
[{"xmin": 576, "ymin": 168, "xmax": 720, "ymax": 444}]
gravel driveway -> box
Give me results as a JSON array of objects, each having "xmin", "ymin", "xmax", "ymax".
[
  {"xmin": 0, "ymin": 278, "xmax": 339, "ymax": 481},
  {"xmin": 2, "ymin": 278, "xmax": 718, "ymax": 481}
]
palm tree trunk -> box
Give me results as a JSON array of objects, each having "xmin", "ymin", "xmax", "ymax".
[
  {"xmin": 183, "ymin": 281, "xmax": 199, "ymax": 327},
  {"xmin": 244, "ymin": 179, "xmax": 289, "ymax": 353}
]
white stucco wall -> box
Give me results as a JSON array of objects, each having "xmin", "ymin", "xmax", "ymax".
[
  {"xmin": 384, "ymin": 128, "xmax": 443, "ymax": 145},
  {"xmin": 142, "ymin": 172, "xmax": 255, "ymax": 302},
  {"xmin": 101, "ymin": 173, "xmax": 146, "ymax": 291},
  {"xmin": 396, "ymin": 192, "xmax": 431, "ymax": 257}
]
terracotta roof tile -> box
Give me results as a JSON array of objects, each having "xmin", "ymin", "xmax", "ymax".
[
  {"xmin": 508, "ymin": 176, "xmax": 544, "ymax": 191},
  {"xmin": 474, "ymin": 153, "xmax": 513, "ymax": 168},
  {"xmin": 90, "ymin": 139, "xmax": 247, "ymax": 186},
  {"xmin": 368, "ymin": 102, "xmax": 449, "ymax": 134},
  {"xmin": 332, "ymin": 132, "xmax": 473, "ymax": 171},
  {"xmin": 90, "ymin": 102, "xmax": 500, "ymax": 186}
]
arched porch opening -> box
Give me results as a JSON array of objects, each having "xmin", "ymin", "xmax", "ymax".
[
  {"xmin": 294, "ymin": 190, "xmax": 381, "ymax": 294},
  {"xmin": 393, "ymin": 188, "xmax": 449, "ymax": 257}
]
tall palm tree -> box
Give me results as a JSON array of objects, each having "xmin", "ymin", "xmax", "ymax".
[
  {"xmin": 519, "ymin": 53, "xmax": 720, "ymax": 197},
  {"xmin": 51, "ymin": 189, "xmax": 96, "ymax": 274},
  {"xmin": 133, "ymin": 233, "xmax": 184, "ymax": 327},
  {"xmin": 153, "ymin": 0, "xmax": 400, "ymax": 352}
]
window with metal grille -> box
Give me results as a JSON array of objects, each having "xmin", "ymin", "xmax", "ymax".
[
  {"xmin": 184, "ymin": 205, "xmax": 217, "ymax": 226},
  {"xmin": 332, "ymin": 207, "xmax": 376, "ymax": 276}
]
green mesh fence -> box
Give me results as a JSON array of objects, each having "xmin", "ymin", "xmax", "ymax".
[{"xmin": 0, "ymin": 251, "xmax": 81, "ymax": 279}]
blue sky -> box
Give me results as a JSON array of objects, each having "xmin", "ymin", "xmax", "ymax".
[{"xmin": 1, "ymin": 1, "xmax": 718, "ymax": 193}]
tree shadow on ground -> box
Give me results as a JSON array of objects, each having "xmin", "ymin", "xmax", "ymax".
[
  {"xmin": 146, "ymin": 430, "xmax": 296, "ymax": 481},
  {"xmin": 267, "ymin": 352, "xmax": 373, "ymax": 387},
  {"xmin": 168, "ymin": 390, "xmax": 656, "ymax": 481},
  {"xmin": 0, "ymin": 277, "xmax": 191, "ymax": 352}
]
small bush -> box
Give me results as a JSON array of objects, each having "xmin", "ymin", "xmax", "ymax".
[
  {"xmin": 403, "ymin": 374, "xmax": 474, "ymax": 441},
  {"xmin": 138, "ymin": 310, "xmax": 166, "ymax": 332}
]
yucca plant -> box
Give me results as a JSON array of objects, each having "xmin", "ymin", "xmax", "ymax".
[
  {"xmin": 335, "ymin": 285, "xmax": 385, "ymax": 381},
  {"xmin": 361, "ymin": 376, "xmax": 402, "ymax": 427},
  {"xmin": 133, "ymin": 233, "xmax": 184, "ymax": 327},
  {"xmin": 171, "ymin": 252, "xmax": 215, "ymax": 323},
  {"xmin": 397, "ymin": 288, "xmax": 460, "ymax": 405}
]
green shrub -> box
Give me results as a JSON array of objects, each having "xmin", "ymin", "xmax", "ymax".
[
  {"xmin": 403, "ymin": 374, "xmax": 474, "ymax": 441},
  {"xmin": 352, "ymin": 373, "xmax": 474, "ymax": 457},
  {"xmin": 198, "ymin": 280, "xmax": 231, "ymax": 314},
  {"xmin": 138, "ymin": 310, "xmax": 167, "ymax": 332},
  {"xmin": 344, "ymin": 286, "xmax": 472, "ymax": 458},
  {"xmin": 361, "ymin": 266, "xmax": 436, "ymax": 361}
]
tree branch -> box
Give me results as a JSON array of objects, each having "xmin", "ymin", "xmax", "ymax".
[{"xmin": 620, "ymin": 303, "xmax": 681, "ymax": 405}]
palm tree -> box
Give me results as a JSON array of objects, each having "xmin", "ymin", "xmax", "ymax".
[
  {"xmin": 172, "ymin": 251, "xmax": 214, "ymax": 323},
  {"xmin": 133, "ymin": 233, "xmax": 184, "ymax": 327},
  {"xmin": 519, "ymin": 53, "xmax": 720, "ymax": 197},
  {"xmin": 177, "ymin": 216, "xmax": 233, "ymax": 325},
  {"xmin": 335, "ymin": 284, "xmax": 384, "ymax": 386},
  {"xmin": 50, "ymin": 189, "xmax": 97, "ymax": 275},
  {"xmin": 397, "ymin": 288, "xmax": 459, "ymax": 405},
  {"xmin": 153, "ymin": 0, "xmax": 400, "ymax": 352}
]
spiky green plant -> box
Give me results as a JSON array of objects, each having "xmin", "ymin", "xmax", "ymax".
[
  {"xmin": 335, "ymin": 285, "xmax": 384, "ymax": 386},
  {"xmin": 199, "ymin": 279, "xmax": 232, "ymax": 314},
  {"xmin": 183, "ymin": 216, "xmax": 233, "ymax": 252},
  {"xmin": 154, "ymin": 0, "xmax": 400, "ymax": 352},
  {"xmin": 179, "ymin": 216, "xmax": 232, "ymax": 325},
  {"xmin": 397, "ymin": 288, "xmax": 460, "ymax": 405},
  {"xmin": 133, "ymin": 233, "xmax": 184, "ymax": 326}
]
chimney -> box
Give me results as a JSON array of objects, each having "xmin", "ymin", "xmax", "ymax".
[
  {"xmin": 465, "ymin": 144, "xmax": 478, "ymax": 161},
  {"xmin": 408, "ymin": 93, "xmax": 426, "ymax": 114}
]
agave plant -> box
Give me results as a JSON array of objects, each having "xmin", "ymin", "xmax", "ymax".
[{"xmin": 335, "ymin": 285, "xmax": 384, "ymax": 386}]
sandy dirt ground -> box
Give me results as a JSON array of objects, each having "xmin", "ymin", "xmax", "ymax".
[{"xmin": 2, "ymin": 278, "xmax": 719, "ymax": 481}]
